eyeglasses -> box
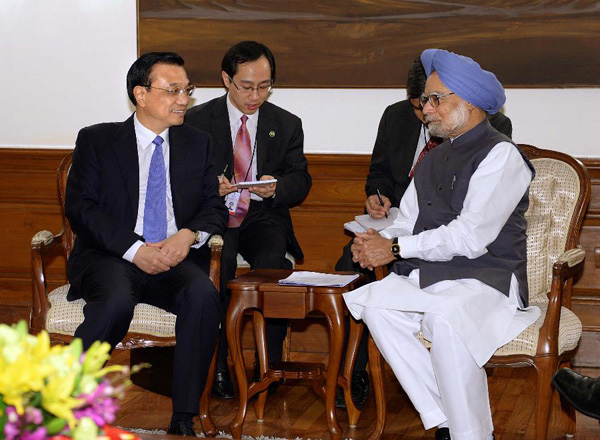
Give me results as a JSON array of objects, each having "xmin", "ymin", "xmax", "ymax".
[
  {"xmin": 229, "ymin": 77, "xmax": 272, "ymax": 95},
  {"xmin": 143, "ymin": 84, "xmax": 196, "ymax": 97},
  {"xmin": 419, "ymin": 92, "xmax": 455, "ymax": 109}
]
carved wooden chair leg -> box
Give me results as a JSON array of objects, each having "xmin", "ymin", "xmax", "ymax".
[
  {"xmin": 199, "ymin": 344, "xmax": 218, "ymax": 436},
  {"xmin": 534, "ymin": 356, "xmax": 559, "ymax": 440}
]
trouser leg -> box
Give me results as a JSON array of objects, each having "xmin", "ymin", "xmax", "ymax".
[
  {"xmin": 239, "ymin": 215, "xmax": 291, "ymax": 364},
  {"xmin": 73, "ymin": 255, "xmax": 141, "ymax": 350},
  {"xmin": 423, "ymin": 313, "xmax": 494, "ymax": 440},
  {"xmin": 363, "ymin": 307, "xmax": 447, "ymax": 429},
  {"xmin": 144, "ymin": 259, "xmax": 220, "ymax": 414}
]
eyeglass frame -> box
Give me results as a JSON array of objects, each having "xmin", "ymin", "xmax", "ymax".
[
  {"xmin": 142, "ymin": 84, "xmax": 196, "ymax": 98},
  {"xmin": 228, "ymin": 76, "xmax": 273, "ymax": 95},
  {"xmin": 419, "ymin": 92, "xmax": 455, "ymax": 109}
]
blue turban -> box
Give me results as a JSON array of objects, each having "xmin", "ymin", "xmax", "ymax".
[{"xmin": 420, "ymin": 49, "xmax": 505, "ymax": 114}]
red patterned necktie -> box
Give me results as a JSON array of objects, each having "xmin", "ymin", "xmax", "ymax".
[
  {"xmin": 409, "ymin": 136, "xmax": 443, "ymax": 179},
  {"xmin": 228, "ymin": 115, "xmax": 252, "ymax": 228}
]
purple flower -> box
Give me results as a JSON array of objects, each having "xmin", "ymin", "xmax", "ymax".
[
  {"xmin": 21, "ymin": 427, "xmax": 47, "ymax": 440},
  {"xmin": 4, "ymin": 407, "xmax": 21, "ymax": 440},
  {"xmin": 24, "ymin": 407, "xmax": 43, "ymax": 425},
  {"xmin": 74, "ymin": 381, "xmax": 120, "ymax": 427}
]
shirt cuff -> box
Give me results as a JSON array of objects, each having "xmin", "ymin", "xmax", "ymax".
[
  {"xmin": 191, "ymin": 231, "xmax": 210, "ymax": 249},
  {"xmin": 396, "ymin": 235, "xmax": 419, "ymax": 259},
  {"xmin": 123, "ymin": 240, "xmax": 145, "ymax": 263}
]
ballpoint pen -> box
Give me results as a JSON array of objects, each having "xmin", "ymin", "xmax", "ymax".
[
  {"xmin": 220, "ymin": 164, "xmax": 229, "ymax": 181},
  {"xmin": 376, "ymin": 189, "xmax": 388, "ymax": 218}
]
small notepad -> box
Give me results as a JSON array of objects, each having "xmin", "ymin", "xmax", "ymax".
[{"xmin": 278, "ymin": 271, "xmax": 360, "ymax": 288}]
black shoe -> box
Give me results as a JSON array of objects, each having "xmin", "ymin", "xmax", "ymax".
[
  {"xmin": 552, "ymin": 368, "xmax": 600, "ymax": 420},
  {"xmin": 335, "ymin": 371, "xmax": 370, "ymax": 409},
  {"xmin": 435, "ymin": 427, "xmax": 451, "ymax": 440},
  {"xmin": 167, "ymin": 420, "xmax": 198, "ymax": 437},
  {"xmin": 212, "ymin": 362, "xmax": 235, "ymax": 399}
]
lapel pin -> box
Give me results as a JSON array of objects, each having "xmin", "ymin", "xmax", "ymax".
[{"xmin": 269, "ymin": 130, "xmax": 276, "ymax": 138}]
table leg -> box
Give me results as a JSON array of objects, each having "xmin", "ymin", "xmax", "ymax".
[
  {"xmin": 227, "ymin": 292, "xmax": 250, "ymax": 439},
  {"xmin": 319, "ymin": 295, "xmax": 345, "ymax": 440},
  {"xmin": 253, "ymin": 310, "xmax": 268, "ymax": 422},
  {"xmin": 344, "ymin": 316, "xmax": 364, "ymax": 428}
]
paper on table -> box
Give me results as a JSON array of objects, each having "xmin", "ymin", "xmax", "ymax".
[
  {"xmin": 278, "ymin": 271, "xmax": 360, "ymax": 288},
  {"xmin": 231, "ymin": 179, "xmax": 277, "ymax": 188},
  {"xmin": 354, "ymin": 207, "xmax": 399, "ymax": 232}
]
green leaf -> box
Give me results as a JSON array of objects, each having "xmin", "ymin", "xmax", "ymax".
[{"xmin": 45, "ymin": 417, "xmax": 68, "ymax": 435}]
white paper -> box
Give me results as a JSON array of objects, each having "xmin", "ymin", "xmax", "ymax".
[
  {"xmin": 354, "ymin": 207, "xmax": 399, "ymax": 232},
  {"xmin": 344, "ymin": 220, "xmax": 367, "ymax": 234},
  {"xmin": 231, "ymin": 179, "xmax": 277, "ymax": 188},
  {"xmin": 278, "ymin": 271, "xmax": 360, "ymax": 288}
]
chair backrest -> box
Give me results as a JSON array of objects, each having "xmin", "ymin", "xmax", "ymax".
[
  {"xmin": 57, "ymin": 152, "xmax": 74, "ymax": 258},
  {"xmin": 520, "ymin": 145, "xmax": 590, "ymax": 304}
]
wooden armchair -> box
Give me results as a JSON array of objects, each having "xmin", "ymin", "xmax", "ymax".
[
  {"xmin": 30, "ymin": 151, "xmax": 223, "ymax": 436},
  {"xmin": 367, "ymin": 144, "xmax": 591, "ymax": 440}
]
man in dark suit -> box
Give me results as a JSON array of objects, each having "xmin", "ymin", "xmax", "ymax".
[
  {"xmin": 66, "ymin": 52, "xmax": 228, "ymax": 436},
  {"xmin": 185, "ymin": 41, "xmax": 311, "ymax": 399},
  {"xmin": 334, "ymin": 57, "xmax": 513, "ymax": 409}
]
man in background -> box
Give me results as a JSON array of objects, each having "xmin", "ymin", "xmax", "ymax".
[{"xmin": 186, "ymin": 41, "xmax": 311, "ymax": 399}]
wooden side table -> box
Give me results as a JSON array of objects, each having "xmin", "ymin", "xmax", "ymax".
[{"xmin": 226, "ymin": 268, "xmax": 366, "ymax": 440}]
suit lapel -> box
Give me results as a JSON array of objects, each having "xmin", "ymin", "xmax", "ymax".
[
  {"xmin": 112, "ymin": 116, "xmax": 139, "ymax": 226},
  {"xmin": 169, "ymin": 125, "xmax": 190, "ymax": 227},
  {"xmin": 256, "ymin": 105, "xmax": 278, "ymax": 177},
  {"xmin": 211, "ymin": 96, "xmax": 234, "ymax": 175}
]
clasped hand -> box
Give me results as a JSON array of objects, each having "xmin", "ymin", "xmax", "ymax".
[
  {"xmin": 351, "ymin": 229, "xmax": 395, "ymax": 271},
  {"xmin": 133, "ymin": 229, "xmax": 195, "ymax": 275},
  {"xmin": 218, "ymin": 174, "xmax": 277, "ymax": 199}
]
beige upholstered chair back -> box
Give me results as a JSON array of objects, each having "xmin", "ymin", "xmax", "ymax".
[{"xmin": 525, "ymin": 156, "xmax": 581, "ymax": 304}]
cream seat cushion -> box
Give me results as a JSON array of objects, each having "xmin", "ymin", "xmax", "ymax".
[{"xmin": 46, "ymin": 284, "xmax": 177, "ymax": 338}]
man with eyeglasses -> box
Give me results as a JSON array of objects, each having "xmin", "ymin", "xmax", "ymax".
[
  {"xmin": 333, "ymin": 57, "xmax": 512, "ymax": 410},
  {"xmin": 186, "ymin": 41, "xmax": 311, "ymax": 399},
  {"xmin": 65, "ymin": 52, "xmax": 228, "ymax": 436},
  {"xmin": 343, "ymin": 49, "xmax": 541, "ymax": 440}
]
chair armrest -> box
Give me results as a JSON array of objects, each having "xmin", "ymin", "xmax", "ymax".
[
  {"xmin": 374, "ymin": 265, "xmax": 389, "ymax": 281},
  {"xmin": 208, "ymin": 235, "xmax": 223, "ymax": 291},
  {"xmin": 30, "ymin": 230, "xmax": 64, "ymax": 334},
  {"xmin": 537, "ymin": 246, "xmax": 586, "ymax": 356}
]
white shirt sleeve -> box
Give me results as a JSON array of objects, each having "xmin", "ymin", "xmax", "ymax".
[{"xmin": 384, "ymin": 142, "xmax": 532, "ymax": 261}]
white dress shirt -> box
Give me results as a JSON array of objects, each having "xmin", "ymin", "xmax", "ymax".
[{"xmin": 122, "ymin": 113, "xmax": 208, "ymax": 262}]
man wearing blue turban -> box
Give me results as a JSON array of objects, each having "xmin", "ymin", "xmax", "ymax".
[{"xmin": 344, "ymin": 49, "xmax": 540, "ymax": 440}]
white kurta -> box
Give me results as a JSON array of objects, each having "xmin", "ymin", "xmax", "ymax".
[
  {"xmin": 344, "ymin": 141, "xmax": 540, "ymax": 366},
  {"xmin": 343, "ymin": 141, "xmax": 541, "ymax": 440}
]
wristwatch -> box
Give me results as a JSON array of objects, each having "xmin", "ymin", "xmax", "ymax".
[
  {"xmin": 391, "ymin": 237, "xmax": 401, "ymax": 258},
  {"xmin": 192, "ymin": 230, "xmax": 202, "ymax": 245}
]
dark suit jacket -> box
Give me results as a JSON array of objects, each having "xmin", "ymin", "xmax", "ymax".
[
  {"xmin": 365, "ymin": 99, "xmax": 513, "ymax": 207},
  {"xmin": 66, "ymin": 115, "xmax": 228, "ymax": 297},
  {"xmin": 185, "ymin": 95, "xmax": 311, "ymax": 260}
]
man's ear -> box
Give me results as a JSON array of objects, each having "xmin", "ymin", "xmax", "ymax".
[
  {"xmin": 134, "ymin": 85, "xmax": 146, "ymax": 107},
  {"xmin": 221, "ymin": 71, "xmax": 231, "ymax": 89}
]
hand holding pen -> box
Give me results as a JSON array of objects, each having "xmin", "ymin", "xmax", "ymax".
[
  {"xmin": 365, "ymin": 190, "xmax": 391, "ymax": 219},
  {"xmin": 376, "ymin": 189, "xmax": 388, "ymax": 218}
]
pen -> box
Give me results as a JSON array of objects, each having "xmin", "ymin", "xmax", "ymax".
[
  {"xmin": 376, "ymin": 189, "xmax": 388, "ymax": 218},
  {"xmin": 220, "ymin": 164, "xmax": 229, "ymax": 181}
]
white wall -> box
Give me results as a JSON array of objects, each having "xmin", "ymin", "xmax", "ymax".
[{"xmin": 2, "ymin": 1, "xmax": 598, "ymax": 158}]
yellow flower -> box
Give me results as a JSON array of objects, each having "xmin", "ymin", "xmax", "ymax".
[
  {"xmin": 72, "ymin": 417, "xmax": 98, "ymax": 440},
  {"xmin": 81, "ymin": 340, "xmax": 111, "ymax": 375},
  {"xmin": 41, "ymin": 371, "xmax": 83, "ymax": 427}
]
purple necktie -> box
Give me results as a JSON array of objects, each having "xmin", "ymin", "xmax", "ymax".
[
  {"xmin": 143, "ymin": 136, "xmax": 167, "ymax": 242},
  {"xmin": 229, "ymin": 115, "xmax": 251, "ymax": 228}
]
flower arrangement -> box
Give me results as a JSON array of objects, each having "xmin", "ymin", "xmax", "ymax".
[{"xmin": 0, "ymin": 321, "xmax": 141, "ymax": 440}]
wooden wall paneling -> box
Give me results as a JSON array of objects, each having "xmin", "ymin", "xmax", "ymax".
[
  {"xmin": 139, "ymin": 1, "xmax": 600, "ymax": 87},
  {"xmin": 1, "ymin": 148, "xmax": 600, "ymax": 367}
]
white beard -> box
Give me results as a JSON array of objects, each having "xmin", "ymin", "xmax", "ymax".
[{"xmin": 428, "ymin": 101, "xmax": 470, "ymax": 138}]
